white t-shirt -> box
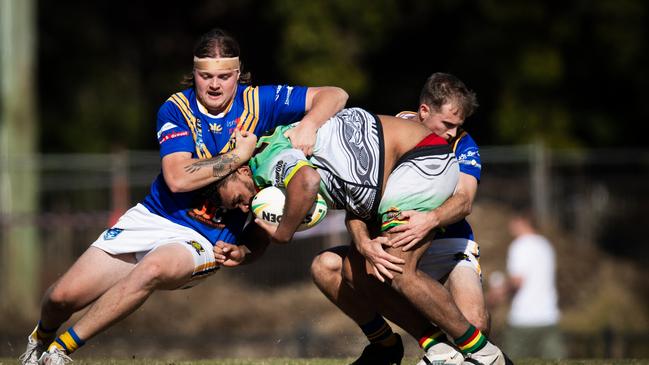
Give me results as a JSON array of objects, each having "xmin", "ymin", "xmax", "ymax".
[{"xmin": 507, "ymin": 233, "xmax": 560, "ymax": 326}]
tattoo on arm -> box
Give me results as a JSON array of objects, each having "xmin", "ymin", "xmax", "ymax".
[{"xmin": 184, "ymin": 154, "xmax": 241, "ymax": 179}]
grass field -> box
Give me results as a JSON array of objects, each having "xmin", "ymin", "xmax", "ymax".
[{"xmin": 2, "ymin": 359, "xmax": 649, "ymax": 365}]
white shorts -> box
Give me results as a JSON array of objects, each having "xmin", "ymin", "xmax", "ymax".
[
  {"xmin": 417, "ymin": 238, "xmax": 481, "ymax": 281},
  {"xmin": 92, "ymin": 204, "xmax": 218, "ymax": 287}
]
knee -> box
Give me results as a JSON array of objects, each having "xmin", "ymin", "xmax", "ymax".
[
  {"xmin": 466, "ymin": 307, "xmax": 491, "ymax": 334},
  {"xmin": 310, "ymin": 251, "xmax": 343, "ymax": 285},
  {"xmin": 130, "ymin": 259, "xmax": 168, "ymax": 290},
  {"xmin": 46, "ymin": 284, "xmax": 79, "ymax": 312}
]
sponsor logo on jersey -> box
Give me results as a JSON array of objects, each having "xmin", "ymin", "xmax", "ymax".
[
  {"xmin": 209, "ymin": 123, "xmax": 223, "ymax": 133},
  {"xmin": 274, "ymin": 85, "xmax": 282, "ymax": 101},
  {"xmin": 187, "ymin": 202, "xmax": 227, "ymax": 229},
  {"xmin": 103, "ymin": 228, "xmax": 123, "ymax": 240},
  {"xmin": 195, "ymin": 119, "xmax": 207, "ymax": 150},
  {"xmin": 459, "ymin": 159, "xmax": 481, "ymax": 168},
  {"xmin": 383, "ymin": 208, "xmax": 401, "ymax": 221},
  {"xmin": 284, "ymin": 86, "xmax": 294, "ymax": 105},
  {"xmin": 458, "ymin": 148, "xmax": 481, "ymax": 168},
  {"xmin": 186, "ymin": 240, "xmax": 205, "ymax": 255},
  {"xmin": 226, "ymin": 118, "xmax": 238, "ymax": 127},
  {"xmin": 158, "ymin": 130, "xmax": 189, "ymax": 144},
  {"xmin": 273, "ymin": 160, "xmax": 286, "ymax": 186},
  {"xmin": 157, "ymin": 122, "xmax": 179, "ymax": 139}
]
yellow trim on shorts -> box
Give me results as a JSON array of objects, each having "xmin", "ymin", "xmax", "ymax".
[
  {"xmin": 284, "ymin": 160, "xmax": 315, "ymax": 186},
  {"xmin": 381, "ymin": 219, "xmax": 409, "ymax": 232}
]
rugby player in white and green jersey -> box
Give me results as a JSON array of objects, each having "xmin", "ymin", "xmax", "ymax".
[
  {"xmin": 213, "ymin": 107, "xmax": 508, "ymax": 365},
  {"xmin": 214, "ymin": 107, "xmax": 458, "ymax": 245}
]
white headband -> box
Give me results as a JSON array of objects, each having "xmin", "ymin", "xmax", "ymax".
[{"xmin": 193, "ymin": 56, "xmax": 240, "ymax": 72}]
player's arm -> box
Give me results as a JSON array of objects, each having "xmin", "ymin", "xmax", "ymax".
[
  {"xmin": 274, "ymin": 166, "xmax": 321, "ymax": 244},
  {"xmin": 431, "ymin": 172, "xmax": 478, "ymax": 225},
  {"xmin": 284, "ymin": 86, "xmax": 348, "ymax": 156},
  {"xmin": 255, "ymin": 165, "xmax": 321, "ymax": 244},
  {"xmin": 162, "ymin": 131, "xmax": 257, "ymax": 193},
  {"xmin": 389, "ymin": 172, "xmax": 478, "ymax": 250},
  {"xmin": 345, "ymin": 213, "xmax": 405, "ymax": 282}
]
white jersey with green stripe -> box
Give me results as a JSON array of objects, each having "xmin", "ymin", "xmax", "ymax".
[{"xmin": 249, "ymin": 108, "xmax": 384, "ymax": 220}]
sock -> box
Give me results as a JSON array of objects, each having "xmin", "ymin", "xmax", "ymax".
[
  {"xmin": 454, "ymin": 325, "xmax": 487, "ymax": 355},
  {"xmin": 31, "ymin": 320, "xmax": 58, "ymax": 344},
  {"xmin": 48, "ymin": 327, "xmax": 85, "ymax": 355},
  {"xmin": 418, "ymin": 326, "xmax": 445, "ymax": 351},
  {"xmin": 360, "ymin": 314, "xmax": 395, "ymax": 346}
]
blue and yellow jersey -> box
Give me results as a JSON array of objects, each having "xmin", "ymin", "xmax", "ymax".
[
  {"xmin": 436, "ymin": 129, "xmax": 481, "ymax": 240},
  {"xmin": 396, "ymin": 111, "xmax": 482, "ymax": 241},
  {"xmin": 142, "ymin": 84, "xmax": 308, "ymax": 245}
]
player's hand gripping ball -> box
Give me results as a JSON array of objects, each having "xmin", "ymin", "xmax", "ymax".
[{"xmin": 252, "ymin": 186, "xmax": 327, "ymax": 231}]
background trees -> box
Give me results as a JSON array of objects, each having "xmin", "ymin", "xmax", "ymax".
[{"xmin": 36, "ymin": 0, "xmax": 649, "ymax": 153}]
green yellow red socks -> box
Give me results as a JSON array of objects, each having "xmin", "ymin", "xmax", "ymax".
[
  {"xmin": 418, "ymin": 327, "xmax": 445, "ymax": 351},
  {"xmin": 454, "ymin": 324, "xmax": 487, "ymax": 354}
]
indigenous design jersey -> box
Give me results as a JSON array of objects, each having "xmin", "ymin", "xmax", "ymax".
[
  {"xmin": 250, "ymin": 108, "xmax": 384, "ymax": 220},
  {"xmin": 142, "ymin": 84, "xmax": 308, "ymax": 244},
  {"xmin": 379, "ymin": 134, "xmax": 458, "ymax": 231},
  {"xmin": 396, "ymin": 111, "xmax": 482, "ymax": 240}
]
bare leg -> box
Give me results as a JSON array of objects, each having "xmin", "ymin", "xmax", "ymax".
[
  {"xmin": 311, "ymin": 246, "xmax": 377, "ymax": 325},
  {"xmin": 446, "ymin": 266, "xmax": 490, "ymax": 334},
  {"xmin": 71, "ymin": 243, "xmax": 194, "ymax": 340},
  {"xmin": 41, "ymin": 247, "xmax": 136, "ymax": 331},
  {"xmin": 313, "ymin": 243, "xmax": 491, "ymax": 340},
  {"xmin": 313, "ymin": 246, "xmax": 407, "ymax": 365},
  {"xmin": 380, "ymin": 233, "xmax": 471, "ymax": 339},
  {"xmin": 342, "ymin": 246, "xmax": 436, "ymax": 338}
]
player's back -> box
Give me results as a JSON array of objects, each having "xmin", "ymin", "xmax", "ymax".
[{"xmin": 377, "ymin": 114, "xmax": 438, "ymax": 185}]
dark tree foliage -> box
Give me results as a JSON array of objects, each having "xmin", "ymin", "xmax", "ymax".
[{"xmin": 37, "ymin": 0, "xmax": 649, "ymax": 152}]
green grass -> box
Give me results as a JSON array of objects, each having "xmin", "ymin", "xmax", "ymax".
[{"xmin": 3, "ymin": 359, "xmax": 649, "ymax": 365}]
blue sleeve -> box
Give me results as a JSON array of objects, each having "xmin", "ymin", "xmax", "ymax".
[
  {"xmin": 156, "ymin": 100, "xmax": 196, "ymax": 158},
  {"xmin": 455, "ymin": 134, "xmax": 482, "ymax": 182},
  {"xmin": 254, "ymin": 85, "xmax": 308, "ymax": 134}
]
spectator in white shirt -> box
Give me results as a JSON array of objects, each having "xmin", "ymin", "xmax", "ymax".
[{"xmin": 489, "ymin": 210, "xmax": 566, "ymax": 359}]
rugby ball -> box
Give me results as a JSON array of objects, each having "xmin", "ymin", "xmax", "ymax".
[{"xmin": 251, "ymin": 186, "xmax": 328, "ymax": 231}]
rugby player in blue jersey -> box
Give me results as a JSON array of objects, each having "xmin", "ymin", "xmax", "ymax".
[
  {"xmin": 309, "ymin": 73, "xmax": 505, "ymax": 365},
  {"xmin": 20, "ymin": 28, "xmax": 347, "ymax": 365}
]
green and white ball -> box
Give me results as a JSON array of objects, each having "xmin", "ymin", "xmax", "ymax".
[{"xmin": 251, "ymin": 186, "xmax": 328, "ymax": 231}]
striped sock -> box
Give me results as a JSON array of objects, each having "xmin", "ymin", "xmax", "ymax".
[
  {"xmin": 48, "ymin": 327, "xmax": 85, "ymax": 355},
  {"xmin": 418, "ymin": 327, "xmax": 445, "ymax": 351},
  {"xmin": 360, "ymin": 314, "xmax": 395, "ymax": 345},
  {"xmin": 31, "ymin": 320, "xmax": 58, "ymax": 343},
  {"xmin": 454, "ymin": 325, "xmax": 487, "ymax": 355}
]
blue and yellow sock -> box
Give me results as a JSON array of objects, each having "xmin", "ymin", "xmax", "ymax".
[
  {"xmin": 418, "ymin": 326, "xmax": 445, "ymax": 351},
  {"xmin": 48, "ymin": 327, "xmax": 85, "ymax": 355},
  {"xmin": 360, "ymin": 314, "xmax": 396, "ymax": 346},
  {"xmin": 454, "ymin": 324, "xmax": 487, "ymax": 355}
]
